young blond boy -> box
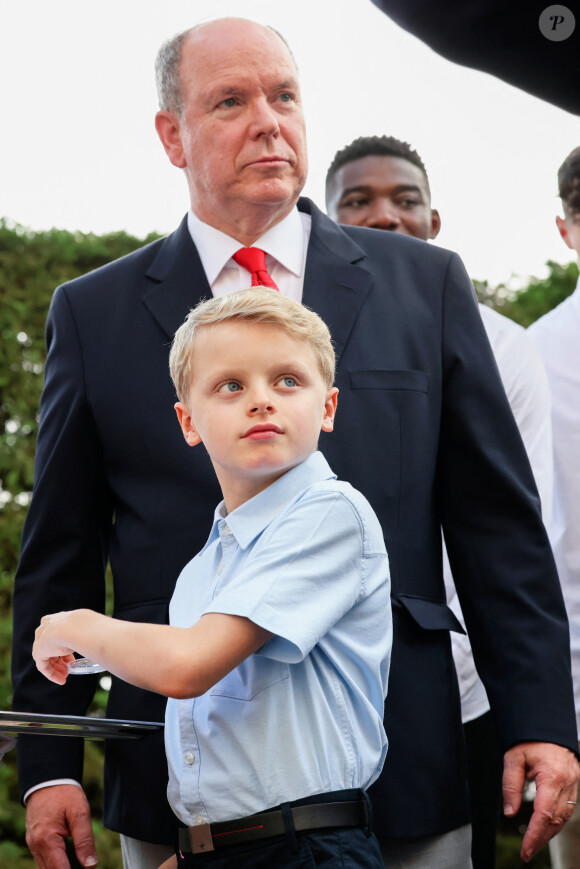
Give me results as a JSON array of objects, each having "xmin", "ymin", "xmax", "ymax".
[{"xmin": 33, "ymin": 288, "xmax": 391, "ymax": 868}]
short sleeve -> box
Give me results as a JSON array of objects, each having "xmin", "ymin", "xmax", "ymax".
[{"xmin": 203, "ymin": 486, "xmax": 387, "ymax": 663}]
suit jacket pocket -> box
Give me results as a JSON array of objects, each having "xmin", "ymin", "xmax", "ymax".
[
  {"xmin": 210, "ymin": 657, "xmax": 289, "ymax": 700},
  {"xmin": 395, "ymin": 594, "xmax": 465, "ymax": 633},
  {"xmin": 350, "ymin": 369, "xmax": 429, "ymax": 392}
]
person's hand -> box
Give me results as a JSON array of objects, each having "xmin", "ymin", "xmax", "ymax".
[
  {"xmin": 33, "ymin": 613, "xmax": 76, "ymax": 684},
  {"xmin": 158, "ymin": 857, "xmax": 178, "ymax": 869},
  {"xmin": 503, "ymin": 741, "xmax": 579, "ymax": 862},
  {"xmin": 26, "ymin": 785, "xmax": 97, "ymax": 869}
]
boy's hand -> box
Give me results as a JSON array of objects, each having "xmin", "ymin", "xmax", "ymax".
[{"xmin": 33, "ymin": 613, "xmax": 76, "ymax": 684}]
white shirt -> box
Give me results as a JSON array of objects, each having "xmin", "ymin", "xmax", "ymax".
[
  {"xmin": 529, "ymin": 278, "xmax": 580, "ymax": 732},
  {"xmin": 446, "ymin": 303, "xmax": 553, "ymax": 723},
  {"xmin": 187, "ymin": 207, "xmax": 311, "ymax": 301}
]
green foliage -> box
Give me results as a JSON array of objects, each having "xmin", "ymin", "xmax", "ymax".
[
  {"xmin": 0, "ymin": 219, "xmax": 576, "ymax": 866},
  {"xmin": 474, "ymin": 259, "xmax": 579, "ymax": 327}
]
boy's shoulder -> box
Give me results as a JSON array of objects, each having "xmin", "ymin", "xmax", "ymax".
[{"xmin": 297, "ymin": 475, "xmax": 386, "ymax": 554}]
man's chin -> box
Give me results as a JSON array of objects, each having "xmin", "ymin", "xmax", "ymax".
[{"xmin": 243, "ymin": 180, "xmax": 304, "ymax": 210}]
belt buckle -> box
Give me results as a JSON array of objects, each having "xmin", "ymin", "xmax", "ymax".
[{"xmin": 188, "ymin": 823, "xmax": 215, "ymax": 854}]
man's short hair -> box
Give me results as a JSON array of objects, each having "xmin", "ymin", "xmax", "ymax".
[
  {"xmin": 558, "ymin": 147, "xmax": 580, "ymax": 215},
  {"xmin": 155, "ymin": 22, "xmax": 298, "ymax": 117},
  {"xmin": 325, "ymin": 135, "xmax": 430, "ymax": 198},
  {"xmin": 169, "ymin": 288, "xmax": 336, "ymax": 403},
  {"xmin": 155, "ymin": 27, "xmax": 195, "ymax": 116}
]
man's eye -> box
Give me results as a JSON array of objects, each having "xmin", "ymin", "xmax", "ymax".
[
  {"xmin": 217, "ymin": 381, "xmax": 242, "ymax": 393},
  {"xmin": 219, "ymin": 97, "xmax": 237, "ymax": 109},
  {"xmin": 341, "ymin": 198, "xmax": 368, "ymax": 209},
  {"xmin": 278, "ymin": 92, "xmax": 293, "ymax": 103}
]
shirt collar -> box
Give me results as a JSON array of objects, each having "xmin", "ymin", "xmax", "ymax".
[
  {"xmin": 187, "ymin": 206, "xmax": 306, "ymax": 287},
  {"xmin": 210, "ymin": 452, "xmax": 337, "ymax": 550}
]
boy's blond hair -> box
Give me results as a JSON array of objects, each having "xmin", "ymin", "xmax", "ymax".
[{"xmin": 169, "ymin": 288, "xmax": 336, "ymax": 404}]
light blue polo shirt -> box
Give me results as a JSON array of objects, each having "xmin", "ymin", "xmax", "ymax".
[{"xmin": 166, "ymin": 451, "xmax": 391, "ymax": 826}]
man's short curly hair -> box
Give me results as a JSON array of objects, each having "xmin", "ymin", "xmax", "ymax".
[{"xmin": 325, "ymin": 135, "xmax": 429, "ymax": 199}]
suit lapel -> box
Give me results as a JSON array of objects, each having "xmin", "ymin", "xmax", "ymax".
[
  {"xmin": 142, "ymin": 216, "xmax": 211, "ymax": 340},
  {"xmin": 300, "ymin": 199, "xmax": 373, "ymax": 360},
  {"xmin": 142, "ymin": 203, "xmax": 374, "ymax": 356}
]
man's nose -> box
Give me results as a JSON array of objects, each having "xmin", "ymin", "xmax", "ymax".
[
  {"xmin": 366, "ymin": 200, "xmax": 401, "ymax": 231},
  {"xmin": 249, "ymin": 97, "xmax": 280, "ymax": 139}
]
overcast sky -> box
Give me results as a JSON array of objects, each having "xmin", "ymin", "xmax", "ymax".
[{"xmin": 2, "ymin": 0, "xmax": 579, "ymax": 286}]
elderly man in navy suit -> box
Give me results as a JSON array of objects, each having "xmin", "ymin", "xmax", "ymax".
[{"xmin": 12, "ymin": 17, "xmax": 578, "ymax": 869}]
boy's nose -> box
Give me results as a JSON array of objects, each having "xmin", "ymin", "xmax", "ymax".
[
  {"xmin": 248, "ymin": 388, "xmax": 274, "ymax": 414},
  {"xmin": 250, "ymin": 399, "xmax": 274, "ymax": 414}
]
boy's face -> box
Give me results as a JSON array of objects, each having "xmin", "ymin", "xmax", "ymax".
[
  {"xmin": 175, "ymin": 320, "xmax": 338, "ymax": 511},
  {"xmin": 556, "ymin": 207, "xmax": 580, "ymax": 261}
]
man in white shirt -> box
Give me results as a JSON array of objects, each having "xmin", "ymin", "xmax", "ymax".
[{"xmin": 528, "ymin": 146, "xmax": 580, "ymax": 869}]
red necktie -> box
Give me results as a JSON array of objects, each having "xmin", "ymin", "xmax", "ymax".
[{"xmin": 233, "ymin": 247, "xmax": 279, "ymax": 291}]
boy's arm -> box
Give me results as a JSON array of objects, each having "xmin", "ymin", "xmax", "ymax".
[{"xmin": 33, "ymin": 610, "xmax": 273, "ymax": 699}]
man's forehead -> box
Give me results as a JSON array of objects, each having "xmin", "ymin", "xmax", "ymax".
[
  {"xmin": 182, "ymin": 19, "xmax": 297, "ymax": 81},
  {"xmin": 337, "ymin": 155, "xmax": 428, "ymax": 192}
]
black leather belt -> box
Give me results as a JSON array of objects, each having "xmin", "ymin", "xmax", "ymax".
[{"xmin": 179, "ymin": 797, "xmax": 369, "ymax": 854}]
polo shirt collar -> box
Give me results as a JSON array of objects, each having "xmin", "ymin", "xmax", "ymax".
[
  {"xmin": 187, "ymin": 206, "xmax": 305, "ymax": 287},
  {"xmin": 212, "ymin": 452, "xmax": 336, "ymax": 550}
]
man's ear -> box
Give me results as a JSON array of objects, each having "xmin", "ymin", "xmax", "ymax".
[
  {"xmin": 321, "ymin": 387, "xmax": 339, "ymax": 432},
  {"xmin": 174, "ymin": 402, "xmax": 202, "ymax": 447},
  {"xmin": 155, "ymin": 111, "xmax": 187, "ymax": 169},
  {"xmin": 556, "ymin": 215, "xmax": 574, "ymax": 250},
  {"xmin": 429, "ymin": 208, "xmax": 441, "ymax": 240}
]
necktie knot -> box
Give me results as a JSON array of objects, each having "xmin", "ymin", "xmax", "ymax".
[{"xmin": 233, "ymin": 247, "xmax": 279, "ymax": 291}]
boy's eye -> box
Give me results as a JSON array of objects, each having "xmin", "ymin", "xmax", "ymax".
[
  {"xmin": 278, "ymin": 376, "xmax": 297, "ymax": 388},
  {"xmin": 217, "ymin": 381, "xmax": 242, "ymax": 393}
]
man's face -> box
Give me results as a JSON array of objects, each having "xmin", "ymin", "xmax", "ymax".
[
  {"xmin": 175, "ymin": 320, "xmax": 337, "ymax": 511},
  {"xmin": 326, "ymin": 154, "xmax": 440, "ymax": 241},
  {"xmin": 156, "ymin": 19, "xmax": 308, "ymax": 237}
]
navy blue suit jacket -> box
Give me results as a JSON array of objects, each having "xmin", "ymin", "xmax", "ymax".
[{"xmin": 12, "ymin": 198, "xmax": 577, "ymax": 841}]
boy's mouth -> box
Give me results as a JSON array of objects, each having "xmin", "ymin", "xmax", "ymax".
[{"xmin": 242, "ymin": 424, "xmax": 283, "ymax": 440}]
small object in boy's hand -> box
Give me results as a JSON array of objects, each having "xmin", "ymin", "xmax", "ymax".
[{"xmin": 67, "ymin": 657, "xmax": 106, "ymax": 675}]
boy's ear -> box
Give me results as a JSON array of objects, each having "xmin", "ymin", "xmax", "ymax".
[
  {"xmin": 174, "ymin": 402, "xmax": 202, "ymax": 447},
  {"xmin": 321, "ymin": 387, "xmax": 339, "ymax": 433},
  {"xmin": 556, "ymin": 215, "xmax": 574, "ymax": 250}
]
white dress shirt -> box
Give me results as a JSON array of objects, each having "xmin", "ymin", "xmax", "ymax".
[
  {"xmin": 187, "ymin": 206, "xmax": 311, "ymax": 301},
  {"xmin": 446, "ymin": 303, "xmax": 553, "ymax": 723},
  {"xmin": 529, "ymin": 278, "xmax": 580, "ymax": 732}
]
